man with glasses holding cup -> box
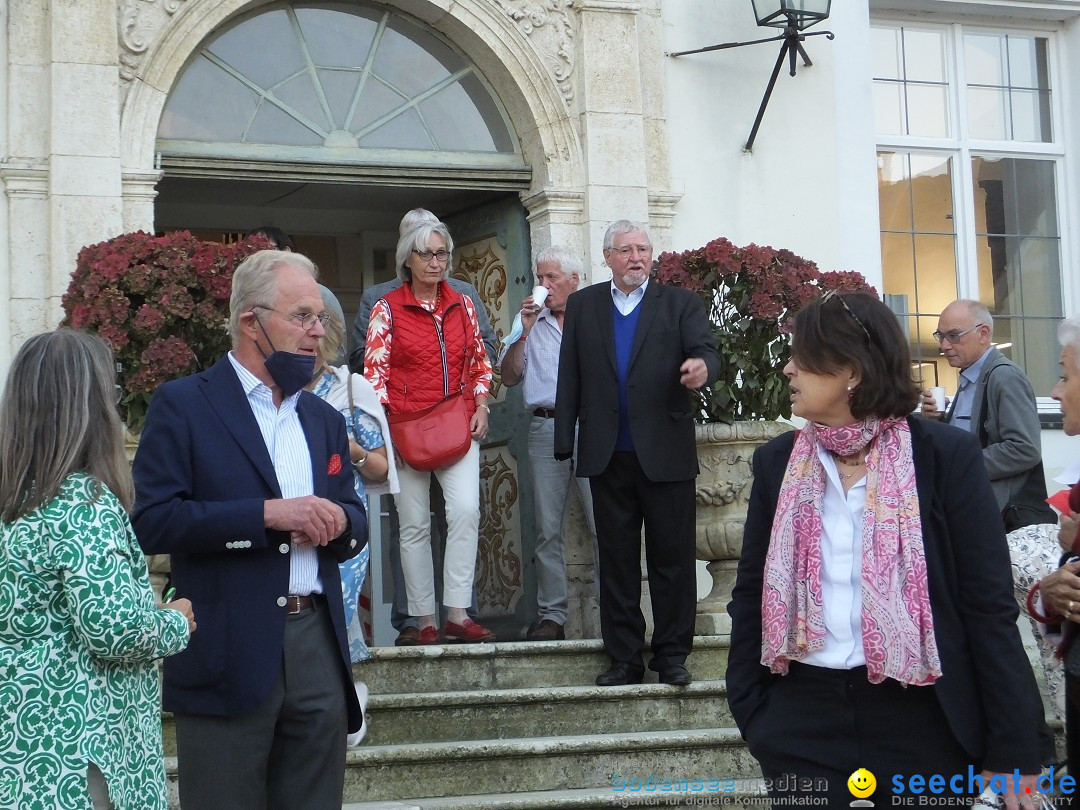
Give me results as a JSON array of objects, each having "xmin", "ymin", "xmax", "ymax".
[
  {"xmin": 921, "ymin": 298, "xmax": 1051, "ymax": 529},
  {"xmin": 500, "ymin": 245, "xmax": 598, "ymax": 642}
]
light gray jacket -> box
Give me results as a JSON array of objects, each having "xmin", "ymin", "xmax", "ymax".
[{"xmin": 969, "ymin": 346, "xmax": 1043, "ymax": 510}]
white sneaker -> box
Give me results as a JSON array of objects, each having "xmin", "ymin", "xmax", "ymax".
[{"xmin": 346, "ymin": 681, "xmax": 369, "ymax": 747}]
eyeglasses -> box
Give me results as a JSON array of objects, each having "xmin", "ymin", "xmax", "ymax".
[
  {"xmin": 820, "ymin": 290, "xmax": 872, "ymax": 342},
  {"xmin": 252, "ymin": 306, "xmax": 329, "ymax": 331},
  {"xmin": 413, "ymin": 249, "xmax": 450, "ymax": 263},
  {"xmin": 607, "ymin": 244, "xmax": 653, "ymax": 257},
  {"xmin": 932, "ymin": 325, "xmax": 980, "ymax": 344}
]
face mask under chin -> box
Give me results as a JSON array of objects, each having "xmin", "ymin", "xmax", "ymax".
[{"xmin": 253, "ymin": 311, "xmax": 317, "ymax": 396}]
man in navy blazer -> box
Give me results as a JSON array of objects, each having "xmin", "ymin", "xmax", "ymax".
[
  {"xmin": 555, "ymin": 220, "xmax": 720, "ymax": 688},
  {"xmin": 132, "ymin": 250, "xmax": 366, "ymax": 810}
]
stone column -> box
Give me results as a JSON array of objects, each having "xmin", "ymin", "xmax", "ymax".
[
  {"xmin": 575, "ymin": 0, "xmax": 650, "ymax": 275},
  {"xmin": 46, "ymin": 0, "xmax": 126, "ymax": 324}
]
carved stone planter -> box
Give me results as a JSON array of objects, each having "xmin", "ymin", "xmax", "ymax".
[{"xmin": 695, "ymin": 420, "xmax": 793, "ymax": 635}]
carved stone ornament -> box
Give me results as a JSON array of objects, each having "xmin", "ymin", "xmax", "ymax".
[
  {"xmin": 476, "ymin": 448, "xmax": 524, "ymax": 615},
  {"xmin": 495, "ymin": 0, "xmax": 577, "ymax": 104},
  {"xmin": 118, "ymin": 0, "xmax": 189, "ymax": 86}
]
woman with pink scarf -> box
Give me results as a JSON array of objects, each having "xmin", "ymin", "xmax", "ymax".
[{"xmin": 727, "ymin": 293, "xmax": 1045, "ymax": 808}]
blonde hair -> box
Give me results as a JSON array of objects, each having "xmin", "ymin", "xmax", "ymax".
[
  {"xmin": 0, "ymin": 330, "xmax": 133, "ymax": 522},
  {"xmin": 229, "ymin": 250, "xmax": 318, "ymax": 347}
]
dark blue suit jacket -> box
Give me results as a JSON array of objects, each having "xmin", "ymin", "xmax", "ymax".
[
  {"xmin": 132, "ymin": 357, "xmax": 367, "ymax": 732},
  {"xmin": 726, "ymin": 417, "xmax": 1044, "ymax": 774}
]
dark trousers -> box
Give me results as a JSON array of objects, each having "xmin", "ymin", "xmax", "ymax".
[
  {"xmin": 747, "ymin": 663, "xmax": 975, "ymax": 808},
  {"xmin": 1068, "ymin": 673, "xmax": 1080, "ymax": 774},
  {"xmin": 174, "ymin": 597, "xmax": 348, "ymax": 810},
  {"xmin": 589, "ymin": 450, "xmax": 696, "ymax": 671}
]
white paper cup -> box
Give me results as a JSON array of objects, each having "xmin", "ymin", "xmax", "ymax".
[
  {"xmin": 532, "ymin": 285, "xmax": 549, "ymax": 308},
  {"xmin": 929, "ymin": 386, "xmax": 947, "ymax": 412}
]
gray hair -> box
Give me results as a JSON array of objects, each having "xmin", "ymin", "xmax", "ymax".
[
  {"xmin": 534, "ymin": 245, "xmax": 584, "ymax": 281},
  {"xmin": 603, "ymin": 219, "xmax": 652, "ymax": 250},
  {"xmin": 229, "ymin": 250, "xmax": 318, "ymax": 347},
  {"xmin": 0, "ymin": 329, "xmax": 133, "ymax": 522},
  {"xmin": 395, "ymin": 222, "xmax": 455, "ymax": 283},
  {"xmin": 954, "ymin": 299, "xmax": 994, "ymax": 333},
  {"xmin": 317, "ymin": 284, "xmax": 347, "ymax": 367},
  {"xmin": 399, "ymin": 208, "xmax": 439, "ymax": 236},
  {"xmin": 1059, "ymin": 317, "xmax": 1080, "ymax": 369}
]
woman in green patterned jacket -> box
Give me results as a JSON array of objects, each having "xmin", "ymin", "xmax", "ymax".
[{"xmin": 0, "ymin": 330, "xmax": 196, "ymax": 810}]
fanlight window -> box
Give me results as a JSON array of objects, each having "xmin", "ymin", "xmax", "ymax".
[{"xmin": 159, "ymin": 2, "xmax": 518, "ymax": 158}]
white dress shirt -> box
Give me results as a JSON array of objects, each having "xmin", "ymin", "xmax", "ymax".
[
  {"xmin": 800, "ymin": 444, "xmax": 868, "ymax": 670},
  {"xmin": 228, "ymin": 352, "xmax": 321, "ymax": 595},
  {"xmin": 610, "ymin": 277, "xmax": 649, "ymax": 315}
]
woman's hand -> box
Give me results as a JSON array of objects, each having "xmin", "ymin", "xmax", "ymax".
[
  {"xmin": 471, "ymin": 403, "xmax": 489, "ymax": 441},
  {"xmin": 163, "ymin": 597, "xmax": 197, "ymax": 636},
  {"xmin": 1059, "ymin": 510, "xmax": 1079, "ymax": 554},
  {"xmin": 1039, "ymin": 560, "xmax": 1080, "ymax": 622}
]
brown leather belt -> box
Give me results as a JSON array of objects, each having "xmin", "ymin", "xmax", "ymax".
[
  {"xmin": 533, "ymin": 408, "xmax": 556, "ymax": 419},
  {"xmin": 286, "ymin": 595, "xmax": 314, "ymax": 614}
]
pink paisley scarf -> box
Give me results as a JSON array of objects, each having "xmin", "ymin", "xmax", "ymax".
[{"xmin": 760, "ymin": 417, "xmax": 941, "ymax": 686}]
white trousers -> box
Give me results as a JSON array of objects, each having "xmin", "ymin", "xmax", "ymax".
[{"xmin": 396, "ymin": 440, "xmax": 481, "ymax": 615}]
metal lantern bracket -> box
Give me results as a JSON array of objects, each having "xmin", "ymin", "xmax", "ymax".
[{"xmin": 668, "ymin": 25, "xmax": 835, "ymax": 152}]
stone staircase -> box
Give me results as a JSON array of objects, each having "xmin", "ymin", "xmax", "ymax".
[{"xmin": 163, "ymin": 636, "xmax": 765, "ymax": 808}]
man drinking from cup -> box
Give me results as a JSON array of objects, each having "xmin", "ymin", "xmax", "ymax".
[{"xmin": 500, "ymin": 245, "xmax": 597, "ymax": 641}]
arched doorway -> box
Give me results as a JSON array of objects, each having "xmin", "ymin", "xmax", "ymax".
[{"xmin": 148, "ymin": 1, "xmax": 560, "ymax": 642}]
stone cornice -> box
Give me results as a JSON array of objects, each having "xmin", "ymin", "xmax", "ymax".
[{"xmin": 0, "ymin": 165, "xmax": 48, "ymax": 197}]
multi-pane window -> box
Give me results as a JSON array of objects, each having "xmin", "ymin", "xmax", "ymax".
[{"xmin": 872, "ymin": 23, "xmax": 1063, "ymax": 397}]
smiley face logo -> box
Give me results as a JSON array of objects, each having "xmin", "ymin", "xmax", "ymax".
[{"xmin": 848, "ymin": 768, "xmax": 876, "ymax": 799}]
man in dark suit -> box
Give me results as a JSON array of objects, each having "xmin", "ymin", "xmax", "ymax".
[
  {"xmin": 132, "ymin": 250, "xmax": 366, "ymax": 810},
  {"xmin": 555, "ymin": 219, "xmax": 720, "ymax": 687}
]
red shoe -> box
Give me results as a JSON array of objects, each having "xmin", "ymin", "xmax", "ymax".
[
  {"xmin": 443, "ymin": 619, "xmax": 495, "ymax": 643},
  {"xmin": 417, "ymin": 626, "xmax": 440, "ymax": 645}
]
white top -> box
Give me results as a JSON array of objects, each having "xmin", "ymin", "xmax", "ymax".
[
  {"xmin": 610, "ymin": 277, "xmax": 649, "ymax": 315},
  {"xmin": 228, "ymin": 352, "xmax": 322, "ymax": 596},
  {"xmin": 800, "ymin": 443, "xmax": 868, "ymax": 670}
]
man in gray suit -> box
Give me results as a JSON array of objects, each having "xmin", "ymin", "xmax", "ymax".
[
  {"xmin": 921, "ymin": 299, "xmax": 1050, "ymax": 525},
  {"xmin": 349, "ymin": 209, "xmax": 496, "ymax": 645}
]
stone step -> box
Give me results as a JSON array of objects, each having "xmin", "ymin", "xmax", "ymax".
[
  {"xmin": 164, "ymin": 728, "xmax": 757, "ymax": 805},
  {"xmin": 341, "ymin": 728, "xmax": 757, "ymax": 803},
  {"xmin": 341, "ymin": 782, "xmax": 769, "ymax": 809},
  {"xmin": 354, "ymin": 637, "xmax": 730, "ymax": 695},
  {"xmin": 363, "ymin": 682, "xmax": 733, "ymax": 745},
  {"xmin": 160, "ymin": 680, "xmax": 732, "ymax": 756}
]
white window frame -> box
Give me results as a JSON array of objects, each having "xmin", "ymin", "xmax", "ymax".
[{"xmin": 872, "ymin": 17, "xmax": 1075, "ymax": 399}]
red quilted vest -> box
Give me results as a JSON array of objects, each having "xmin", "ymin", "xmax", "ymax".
[{"xmin": 382, "ymin": 280, "xmax": 475, "ymax": 417}]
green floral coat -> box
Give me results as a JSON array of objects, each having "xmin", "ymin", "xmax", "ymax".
[{"xmin": 0, "ymin": 473, "xmax": 189, "ymax": 809}]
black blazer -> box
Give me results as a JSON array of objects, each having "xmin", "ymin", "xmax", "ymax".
[
  {"xmin": 132, "ymin": 357, "xmax": 367, "ymax": 733},
  {"xmin": 726, "ymin": 417, "xmax": 1044, "ymax": 773},
  {"xmin": 554, "ymin": 280, "xmax": 720, "ymax": 481}
]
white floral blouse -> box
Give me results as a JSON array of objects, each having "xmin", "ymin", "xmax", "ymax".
[{"xmin": 0, "ymin": 472, "xmax": 189, "ymax": 810}]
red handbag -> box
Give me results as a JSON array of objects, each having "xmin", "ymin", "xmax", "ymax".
[
  {"xmin": 387, "ymin": 392, "xmax": 472, "ymax": 471},
  {"xmin": 386, "ymin": 293, "xmax": 475, "ymax": 471}
]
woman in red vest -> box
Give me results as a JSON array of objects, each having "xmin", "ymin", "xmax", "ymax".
[{"xmin": 364, "ymin": 220, "xmax": 495, "ymax": 644}]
